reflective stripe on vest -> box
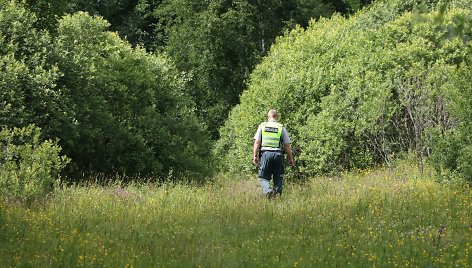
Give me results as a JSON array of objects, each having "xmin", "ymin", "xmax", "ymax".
[{"xmin": 261, "ymin": 122, "xmax": 283, "ymax": 149}]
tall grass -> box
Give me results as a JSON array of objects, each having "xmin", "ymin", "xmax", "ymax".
[{"xmin": 1, "ymin": 163, "xmax": 471, "ymax": 267}]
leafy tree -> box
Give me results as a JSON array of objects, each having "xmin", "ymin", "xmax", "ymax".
[
  {"xmin": 146, "ymin": 0, "xmax": 341, "ymax": 137},
  {"xmin": 21, "ymin": 0, "xmax": 376, "ymax": 141},
  {"xmin": 341, "ymin": 0, "xmax": 374, "ymax": 13},
  {"xmin": 67, "ymin": 0, "xmax": 137, "ymax": 30},
  {"xmin": 0, "ymin": 0, "xmax": 63, "ymax": 133},
  {"xmin": 24, "ymin": 0, "xmax": 70, "ymax": 32},
  {"xmin": 49, "ymin": 1, "xmax": 371, "ymax": 140},
  {"xmin": 52, "ymin": 11, "xmax": 213, "ymax": 180},
  {"xmin": 1, "ymin": 1, "xmax": 213, "ymax": 181}
]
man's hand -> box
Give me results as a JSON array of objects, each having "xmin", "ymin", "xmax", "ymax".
[
  {"xmin": 288, "ymin": 157, "xmax": 295, "ymax": 166},
  {"xmin": 284, "ymin": 143, "xmax": 295, "ymax": 166},
  {"xmin": 253, "ymin": 156, "xmax": 259, "ymax": 166}
]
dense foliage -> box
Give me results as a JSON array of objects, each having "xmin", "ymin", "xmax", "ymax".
[
  {"xmin": 52, "ymin": 11, "xmax": 213, "ymax": 180},
  {"xmin": 1, "ymin": 0, "xmax": 375, "ymax": 185},
  {"xmin": 0, "ymin": 125, "xmax": 68, "ymax": 201},
  {"xmin": 0, "ymin": 1, "xmax": 213, "ymax": 181},
  {"xmin": 27, "ymin": 0, "xmax": 370, "ymax": 137},
  {"xmin": 430, "ymin": 55, "xmax": 472, "ymax": 182},
  {"xmin": 216, "ymin": 0, "xmax": 472, "ymax": 181},
  {"xmin": 2, "ymin": 0, "xmax": 472, "ymax": 186},
  {"xmin": 148, "ymin": 0, "xmax": 341, "ymax": 135}
]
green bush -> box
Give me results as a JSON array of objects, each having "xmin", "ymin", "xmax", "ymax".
[
  {"xmin": 51, "ymin": 12, "xmax": 214, "ymax": 180},
  {"xmin": 0, "ymin": 125, "xmax": 69, "ymax": 201},
  {"xmin": 216, "ymin": 0, "xmax": 472, "ymax": 179},
  {"xmin": 1, "ymin": 1, "xmax": 214, "ymax": 181},
  {"xmin": 430, "ymin": 58, "xmax": 472, "ymax": 184},
  {"xmin": 0, "ymin": 0, "xmax": 62, "ymax": 130}
]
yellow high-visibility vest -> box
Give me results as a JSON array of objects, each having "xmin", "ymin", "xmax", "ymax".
[{"xmin": 261, "ymin": 122, "xmax": 283, "ymax": 148}]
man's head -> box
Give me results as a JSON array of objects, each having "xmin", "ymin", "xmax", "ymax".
[{"xmin": 267, "ymin": 109, "xmax": 278, "ymax": 121}]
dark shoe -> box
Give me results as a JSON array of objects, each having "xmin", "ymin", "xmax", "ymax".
[
  {"xmin": 273, "ymin": 187, "xmax": 282, "ymax": 197},
  {"xmin": 266, "ymin": 189, "xmax": 274, "ymax": 199}
]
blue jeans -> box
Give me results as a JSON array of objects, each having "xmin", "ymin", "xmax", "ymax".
[{"xmin": 258, "ymin": 151, "xmax": 284, "ymax": 194}]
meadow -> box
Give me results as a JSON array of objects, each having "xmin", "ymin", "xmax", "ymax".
[{"xmin": 1, "ymin": 162, "xmax": 471, "ymax": 267}]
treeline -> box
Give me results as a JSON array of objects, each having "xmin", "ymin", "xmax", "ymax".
[
  {"xmin": 0, "ymin": 1, "xmax": 213, "ymax": 185},
  {"xmin": 217, "ymin": 0, "xmax": 472, "ymax": 183},
  {"xmin": 1, "ymin": 0, "xmax": 370, "ymax": 198},
  {"xmin": 2, "ymin": 0, "xmax": 472, "ymax": 201},
  {"xmin": 26, "ymin": 0, "xmax": 372, "ymax": 137}
]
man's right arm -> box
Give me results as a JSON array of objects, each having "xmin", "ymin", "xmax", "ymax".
[
  {"xmin": 253, "ymin": 125, "xmax": 262, "ymax": 166},
  {"xmin": 253, "ymin": 139, "xmax": 261, "ymax": 166}
]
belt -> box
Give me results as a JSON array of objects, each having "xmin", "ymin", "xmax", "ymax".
[{"xmin": 261, "ymin": 149, "xmax": 283, "ymax": 154}]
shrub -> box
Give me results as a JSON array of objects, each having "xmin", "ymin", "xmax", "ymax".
[
  {"xmin": 1, "ymin": 1, "xmax": 214, "ymax": 181},
  {"xmin": 0, "ymin": 125, "xmax": 69, "ymax": 201},
  {"xmin": 51, "ymin": 12, "xmax": 214, "ymax": 181},
  {"xmin": 216, "ymin": 0, "xmax": 472, "ymax": 179},
  {"xmin": 430, "ymin": 58, "xmax": 472, "ymax": 184}
]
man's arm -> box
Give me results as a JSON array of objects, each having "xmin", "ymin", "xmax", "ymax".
[
  {"xmin": 253, "ymin": 139, "xmax": 261, "ymax": 166},
  {"xmin": 281, "ymin": 127, "xmax": 295, "ymax": 166},
  {"xmin": 284, "ymin": 143, "xmax": 295, "ymax": 166}
]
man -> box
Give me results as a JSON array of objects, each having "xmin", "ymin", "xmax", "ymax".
[{"xmin": 253, "ymin": 109, "xmax": 295, "ymax": 198}]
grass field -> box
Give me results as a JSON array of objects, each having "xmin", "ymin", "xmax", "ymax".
[{"xmin": 1, "ymin": 163, "xmax": 471, "ymax": 267}]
